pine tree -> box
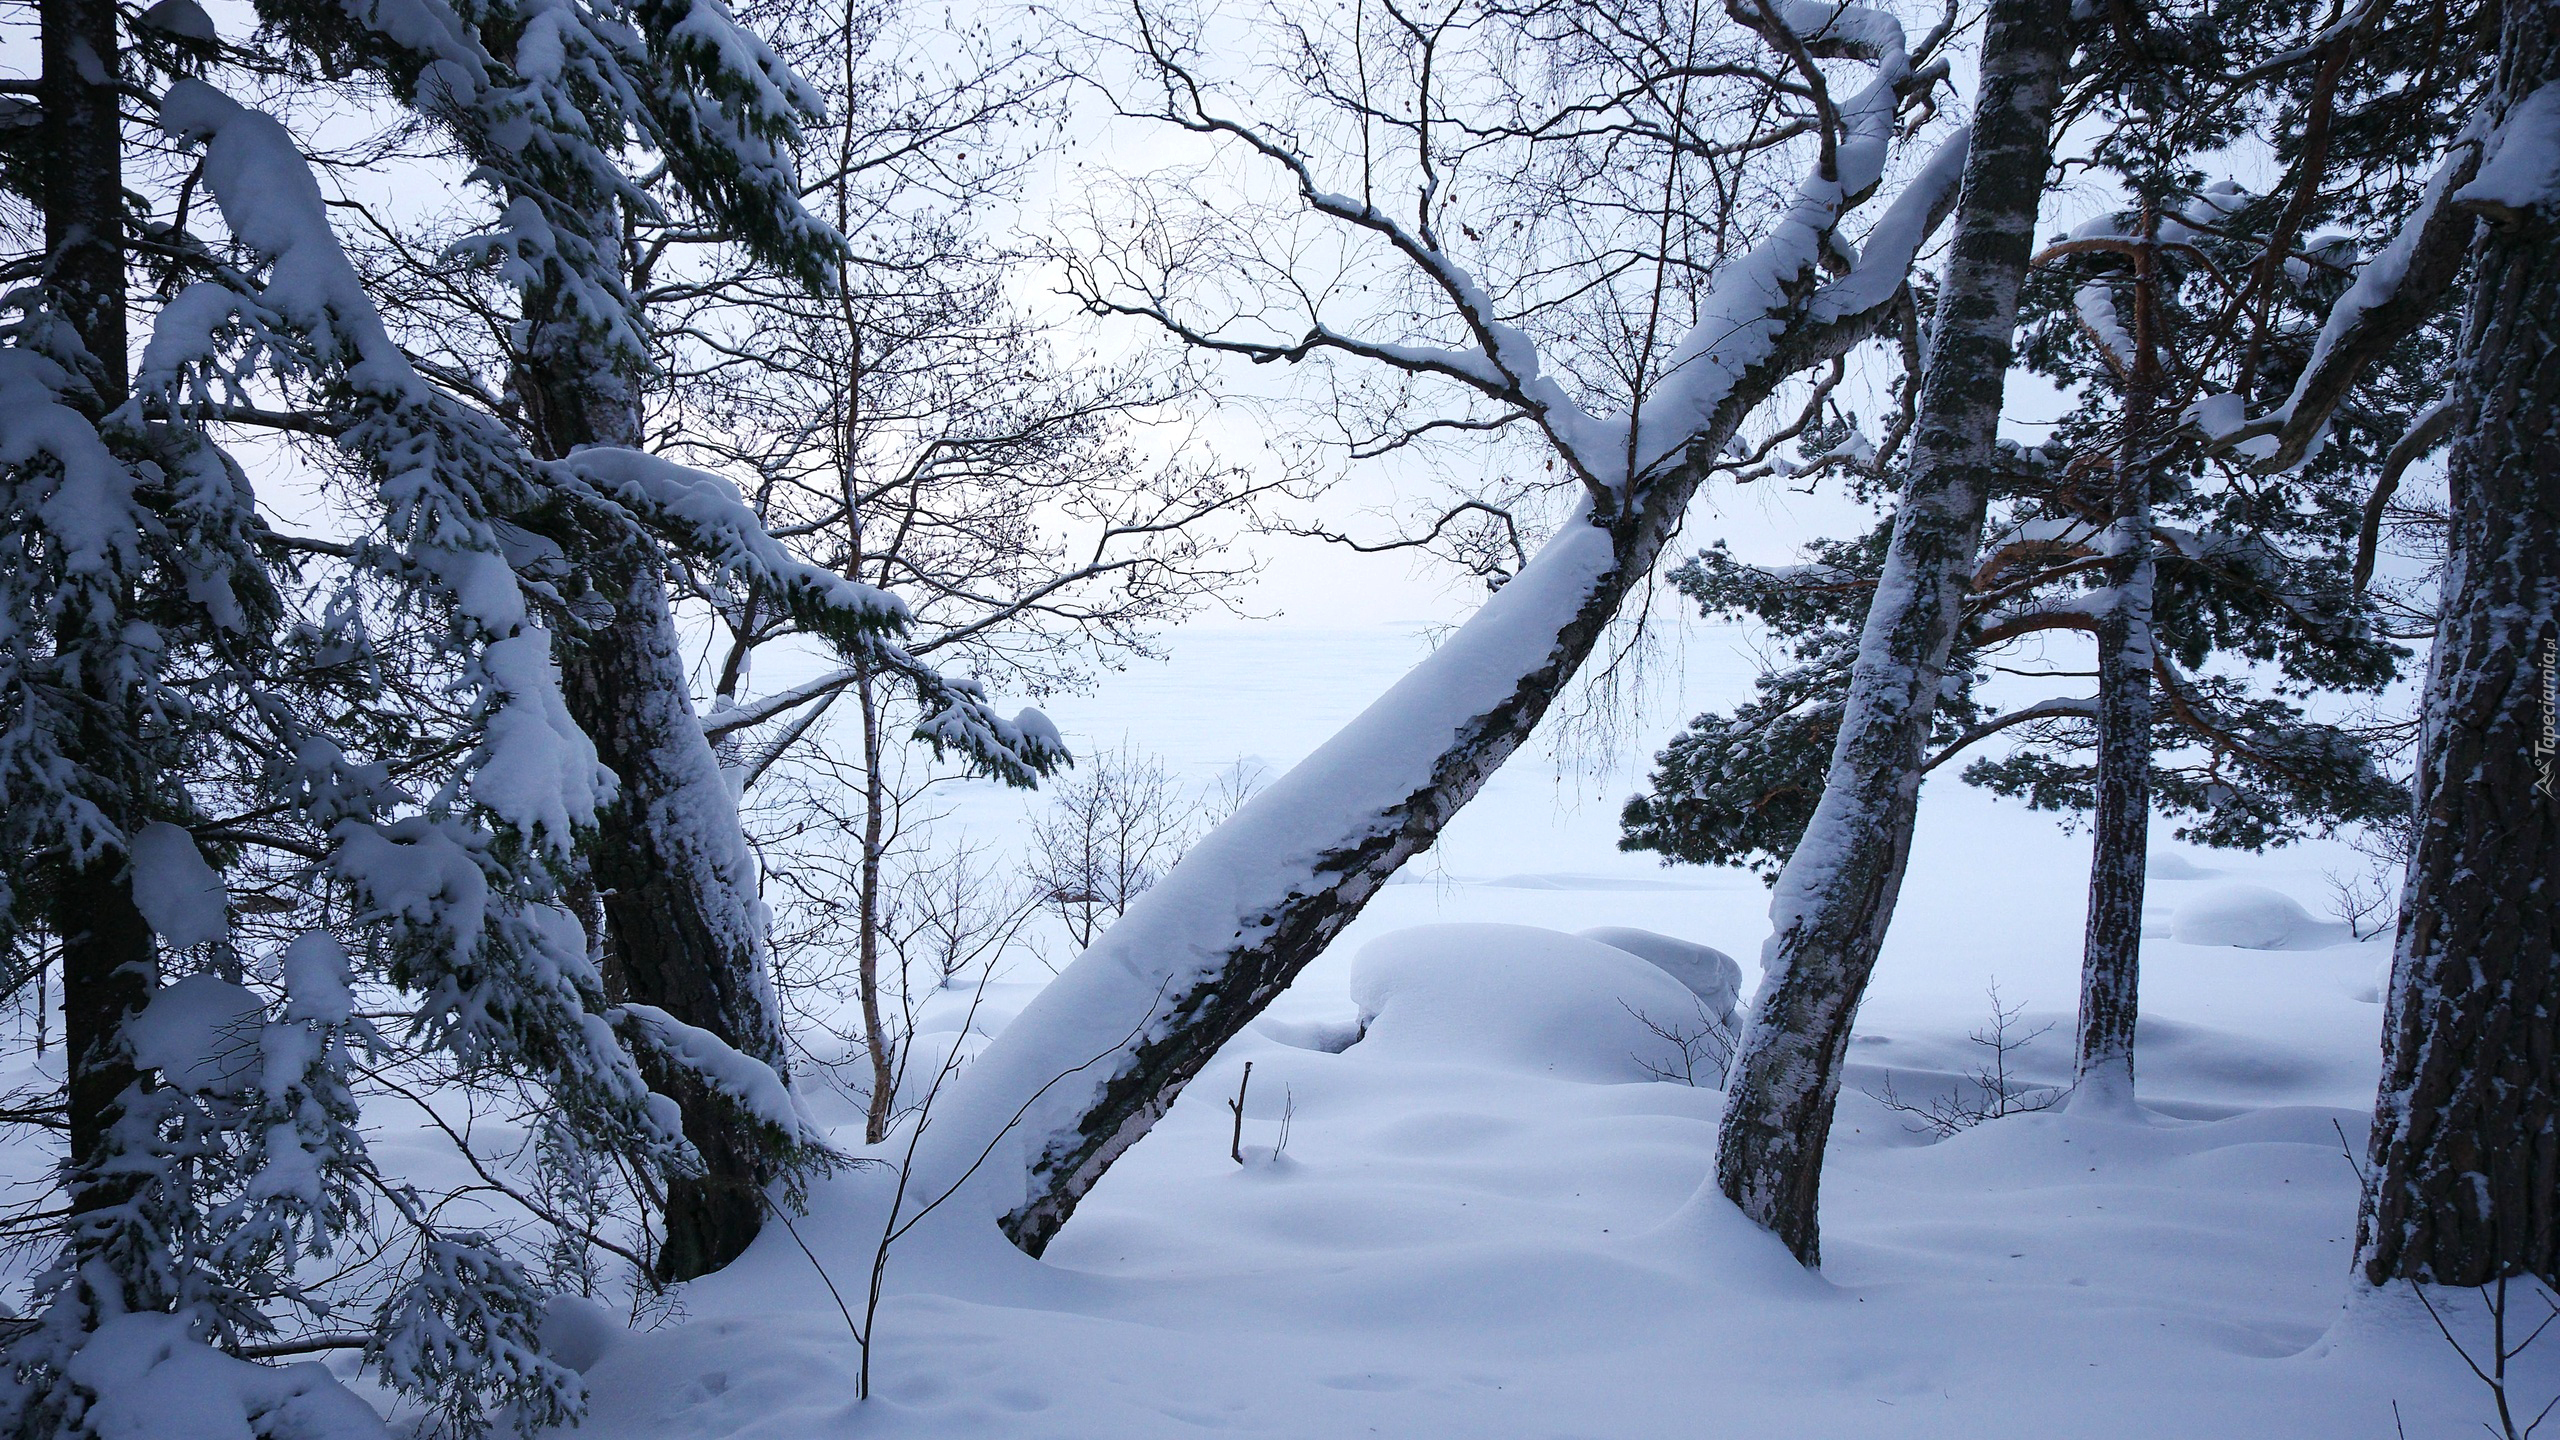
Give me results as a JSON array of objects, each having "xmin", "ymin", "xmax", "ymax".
[
  {"xmin": 0, "ymin": 0, "xmax": 931, "ymax": 1421},
  {"xmin": 1642, "ymin": 0, "xmax": 2468, "ymax": 1260},
  {"xmin": 2357, "ymin": 0, "xmax": 2560, "ymax": 1288}
]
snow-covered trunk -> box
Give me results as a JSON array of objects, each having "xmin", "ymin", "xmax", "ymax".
[
  {"xmin": 910, "ymin": 241, "xmax": 1945, "ymax": 1251},
  {"xmin": 2357, "ymin": 9, "xmax": 2560, "ymax": 1287},
  {"xmin": 882, "ymin": 17, "xmax": 1966, "ymax": 1258},
  {"xmin": 522, "ymin": 305, "xmax": 791, "ymax": 1283},
  {"xmin": 2073, "ymin": 459, "xmax": 2156, "ymax": 1107},
  {"xmin": 39, "ymin": 0, "xmax": 155, "ymax": 1299},
  {"xmin": 965, "ymin": 489, "xmax": 1693, "ymax": 1255},
  {"xmin": 1713, "ymin": 0, "xmax": 2072, "ymax": 1268}
]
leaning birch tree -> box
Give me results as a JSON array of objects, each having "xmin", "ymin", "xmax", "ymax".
[{"xmin": 878, "ymin": 0, "xmax": 1970, "ymax": 1254}]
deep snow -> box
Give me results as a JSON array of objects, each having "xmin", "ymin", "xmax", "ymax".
[{"xmin": 532, "ymin": 624, "xmax": 2554, "ymax": 1440}]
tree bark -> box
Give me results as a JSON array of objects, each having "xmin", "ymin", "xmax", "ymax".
[
  {"xmin": 519, "ymin": 311, "xmax": 791, "ymax": 1283},
  {"xmin": 40, "ymin": 0, "xmax": 124, "ymax": 414},
  {"xmin": 2073, "ymin": 238, "xmax": 2162, "ymax": 1108},
  {"xmin": 41, "ymin": 0, "xmax": 157, "ymax": 1301},
  {"xmin": 2073, "ymin": 481, "xmax": 2156, "ymax": 1104},
  {"xmin": 1714, "ymin": 0, "xmax": 2073, "ymax": 1267},
  {"xmin": 2357, "ymin": 0, "xmax": 2560, "ymax": 1288},
  {"xmin": 854, "ymin": 657, "xmax": 898, "ymax": 1146}
]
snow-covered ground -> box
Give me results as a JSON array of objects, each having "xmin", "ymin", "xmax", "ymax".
[{"xmin": 520, "ymin": 627, "xmax": 2560, "ymax": 1433}]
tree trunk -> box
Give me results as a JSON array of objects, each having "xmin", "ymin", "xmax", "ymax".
[
  {"xmin": 1713, "ymin": 0, "xmax": 2073, "ymax": 1267},
  {"xmin": 2073, "ymin": 452, "xmax": 2156, "ymax": 1107},
  {"xmin": 854, "ymin": 657, "xmax": 898, "ymax": 1145},
  {"xmin": 520, "ymin": 315, "xmax": 790, "ymax": 1283},
  {"xmin": 895, "ymin": 130, "xmax": 1969, "ymax": 1255},
  {"xmin": 41, "ymin": 0, "xmax": 156, "ymax": 1302},
  {"xmin": 2357, "ymin": 3, "xmax": 2560, "ymax": 1287}
]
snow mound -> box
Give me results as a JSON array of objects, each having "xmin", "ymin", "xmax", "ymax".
[
  {"xmin": 1349, "ymin": 924, "xmax": 1713, "ymax": 1082},
  {"xmin": 2170, "ymin": 884, "xmax": 2346, "ymax": 950},
  {"xmin": 541, "ymin": 1296, "xmax": 623, "ymax": 1373},
  {"xmin": 1575, "ymin": 926, "xmax": 1743, "ymax": 1019},
  {"xmin": 2145, "ymin": 850, "xmax": 2219, "ymax": 880},
  {"xmin": 66, "ymin": 1312, "xmax": 386, "ymax": 1440},
  {"xmin": 1252, "ymin": 1014, "xmax": 1362, "ymax": 1053}
]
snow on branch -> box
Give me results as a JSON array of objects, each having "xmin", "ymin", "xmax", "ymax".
[
  {"xmin": 555, "ymin": 446, "xmax": 1068, "ymax": 786},
  {"xmin": 2221, "ymin": 111, "xmax": 2486, "ymax": 469},
  {"xmin": 151, "ymin": 83, "xmax": 691, "ymax": 1183},
  {"xmin": 557, "ymin": 446, "xmax": 907, "ymax": 636},
  {"xmin": 1624, "ymin": 10, "xmax": 1929, "ymax": 478},
  {"xmin": 2452, "ymin": 78, "xmax": 2560, "ymax": 225},
  {"xmin": 613, "ymin": 1002, "xmax": 819, "ymax": 1145},
  {"xmin": 154, "ymin": 78, "xmax": 611, "ymax": 855},
  {"xmin": 1922, "ymin": 696, "xmax": 2099, "ymax": 773}
]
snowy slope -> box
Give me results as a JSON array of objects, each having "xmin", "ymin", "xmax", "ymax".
[{"xmin": 544, "ymin": 625, "xmax": 2540, "ymax": 1440}]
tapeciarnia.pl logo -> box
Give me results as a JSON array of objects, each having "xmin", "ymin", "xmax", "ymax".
[{"xmin": 2539, "ymin": 635, "xmax": 2558, "ymax": 800}]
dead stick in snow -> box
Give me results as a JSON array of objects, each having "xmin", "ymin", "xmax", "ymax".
[{"xmin": 1228, "ymin": 1062, "xmax": 1253, "ymax": 1164}]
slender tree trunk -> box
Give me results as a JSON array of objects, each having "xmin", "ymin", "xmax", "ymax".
[
  {"xmin": 855, "ymin": 658, "xmax": 898, "ymax": 1145},
  {"xmin": 41, "ymin": 0, "xmax": 156, "ymax": 1299},
  {"xmin": 2357, "ymin": 2, "xmax": 2560, "ymax": 1287},
  {"xmin": 520, "ymin": 306, "xmax": 790, "ymax": 1283},
  {"xmin": 2074, "ymin": 237, "xmax": 2162, "ymax": 1107},
  {"xmin": 2074, "ymin": 453, "xmax": 2156, "ymax": 1105},
  {"xmin": 1714, "ymin": 0, "xmax": 2073, "ymax": 1267}
]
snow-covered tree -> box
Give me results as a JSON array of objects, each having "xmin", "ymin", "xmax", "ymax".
[
  {"xmin": 849, "ymin": 0, "xmax": 1973, "ymax": 1256},
  {"xmin": 0, "ymin": 0, "xmax": 1020, "ymax": 1419},
  {"xmin": 239, "ymin": 0, "xmax": 1083, "ymax": 1280},
  {"xmin": 1646, "ymin": 0, "xmax": 2476, "ymax": 1263},
  {"xmin": 1696, "ymin": 0, "xmax": 2075, "ymax": 1266}
]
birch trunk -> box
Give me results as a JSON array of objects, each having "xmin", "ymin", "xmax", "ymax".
[
  {"xmin": 521, "ymin": 321, "xmax": 791, "ymax": 1282},
  {"xmin": 2357, "ymin": 0, "xmax": 2560, "ymax": 1286},
  {"xmin": 1713, "ymin": 0, "xmax": 2073, "ymax": 1267},
  {"xmin": 895, "ymin": 119, "xmax": 1972, "ymax": 1256},
  {"xmin": 854, "ymin": 657, "xmax": 899, "ymax": 1146}
]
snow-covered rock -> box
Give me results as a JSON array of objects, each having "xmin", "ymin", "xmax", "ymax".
[
  {"xmin": 2170, "ymin": 884, "xmax": 2344, "ymax": 950},
  {"xmin": 1575, "ymin": 926, "xmax": 1743, "ymax": 1020},
  {"xmin": 1349, "ymin": 924, "xmax": 1714, "ymax": 1082}
]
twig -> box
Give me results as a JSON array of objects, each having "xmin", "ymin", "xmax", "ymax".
[{"xmin": 1228, "ymin": 1061, "xmax": 1253, "ymax": 1165}]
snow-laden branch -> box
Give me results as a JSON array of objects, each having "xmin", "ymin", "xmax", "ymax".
[
  {"xmin": 613, "ymin": 1002, "xmax": 819, "ymax": 1144},
  {"xmin": 1624, "ymin": 24, "xmax": 1940, "ymax": 480},
  {"xmin": 1922, "ymin": 695, "xmax": 2099, "ymax": 773},
  {"xmin": 2212, "ymin": 111, "xmax": 2485, "ymax": 469},
  {"xmin": 558, "ymin": 446, "xmax": 905, "ymax": 635},
  {"xmin": 154, "ymin": 78, "xmax": 611, "ymax": 855}
]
